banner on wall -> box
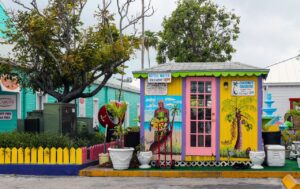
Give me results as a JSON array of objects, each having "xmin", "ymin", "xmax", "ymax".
[
  {"xmin": 232, "ymin": 81, "xmax": 255, "ymax": 96},
  {"xmin": 0, "ymin": 75, "xmax": 20, "ymax": 92},
  {"xmin": 148, "ymin": 73, "xmax": 171, "ymax": 83},
  {"xmin": 145, "ymin": 81, "xmax": 167, "ymax": 95},
  {"xmin": 0, "ymin": 95, "xmax": 16, "ymax": 110},
  {"xmin": 78, "ymin": 98, "xmax": 86, "ymax": 117},
  {"xmin": 0, "ymin": 112, "xmax": 12, "ymax": 120}
]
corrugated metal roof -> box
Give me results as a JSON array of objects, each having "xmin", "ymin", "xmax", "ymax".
[
  {"xmin": 133, "ymin": 62, "xmax": 267, "ymax": 73},
  {"xmin": 94, "ymin": 77, "xmax": 140, "ymax": 94},
  {"xmin": 265, "ymin": 58, "xmax": 300, "ymax": 84}
]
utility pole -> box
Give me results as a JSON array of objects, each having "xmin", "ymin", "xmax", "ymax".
[{"xmin": 141, "ymin": 0, "xmax": 145, "ymax": 70}]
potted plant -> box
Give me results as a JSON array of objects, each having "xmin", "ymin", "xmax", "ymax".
[
  {"xmin": 281, "ymin": 130, "xmax": 296, "ymax": 158},
  {"xmin": 136, "ymin": 137, "xmax": 153, "ymax": 169},
  {"xmin": 107, "ymin": 102, "xmax": 134, "ymax": 170}
]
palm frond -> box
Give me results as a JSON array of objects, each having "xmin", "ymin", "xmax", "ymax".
[{"xmin": 222, "ymin": 99, "xmax": 236, "ymax": 112}]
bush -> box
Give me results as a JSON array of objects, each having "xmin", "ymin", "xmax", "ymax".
[{"xmin": 0, "ymin": 132, "xmax": 105, "ymax": 148}]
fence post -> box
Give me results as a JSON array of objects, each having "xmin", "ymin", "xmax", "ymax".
[
  {"xmin": 90, "ymin": 146, "xmax": 94, "ymax": 161},
  {"xmin": 70, "ymin": 147, "xmax": 76, "ymax": 164},
  {"xmin": 0, "ymin": 148, "xmax": 4, "ymax": 164},
  {"xmin": 81, "ymin": 147, "xmax": 87, "ymax": 164},
  {"xmin": 57, "ymin": 148, "xmax": 63, "ymax": 165},
  {"xmin": 75, "ymin": 148, "xmax": 82, "ymax": 165},
  {"xmin": 24, "ymin": 147, "xmax": 30, "ymax": 164},
  {"xmin": 11, "ymin": 147, "xmax": 17, "ymax": 164},
  {"xmin": 5, "ymin": 148, "xmax": 11, "ymax": 164},
  {"xmin": 17, "ymin": 148, "xmax": 24, "ymax": 164},
  {"xmin": 37, "ymin": 147, "xmax": 43, "ymax": 164},
  {"xmin": 50, "ymin": 147, "xmax": 56, "ymax": 164},
  {"xmin": 44, "ymin": 147, "xmax": 50, "ymax": 164},
  {"xmin": 31, "ymin": 148, "xmax": 37, "ymax": 164},
  {"xmin": 63, "ymin": 147, "xmax": 69, "ymax": 164}
]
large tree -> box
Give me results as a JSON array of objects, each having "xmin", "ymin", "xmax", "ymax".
[
  {"xmin": 3, "ymin": 0, "xmax": 153, "ymax": 103},
  {"xmin": 156, "ymin": 0, "xmax": 240, "ymax": 63}
]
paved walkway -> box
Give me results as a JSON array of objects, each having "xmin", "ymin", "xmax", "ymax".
[{"xmin": 0, "ymin": 175, "xmax": 282, "ymax": 189}]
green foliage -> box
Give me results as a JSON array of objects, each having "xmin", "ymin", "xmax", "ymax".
[
  {"xmin": 281, "ymin": 130, "xmax": 300, "ymax": 146},
  {"xmin": 286, "ymin": 109, "xmax": 300, "ymax": 118},
  {"xmin": 106, "ymin": 101, "xmax": 127, "ymax": 121},
  {"xmin": 124, "ymin": 126, "xmax": 140, "ymax": 133},
  {"xmin": 0, "ymin": 60, "xmax": 12, "ymax": 75},
  {"xmin": 144, "ymin": 31, "xmax": 158, "ymax": 49},
  {"xmin": 156, "ymin": 0, "xmax": 240, "ymax": 63},
  {"xmin": 220, "ymin": 147, "xmax": 248, "ymax": 158},
  {"xmin": 3, "ymin": 0, "xmax": 138, "ymax": 102},
  {"xmin": 171, "ymin": 104, "xmax": 181, "ymax": 117},
  {"xmin": 0, "ymin": 132, "xmax": 104, "ymax": 148},
  {"xmin": 143, "ymin": 30, "xmax": 158, "ymax": 67}
]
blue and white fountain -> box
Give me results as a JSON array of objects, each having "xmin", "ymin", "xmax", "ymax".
[{"xmin": 263, "ymin": 93, "xmax": 277, "ymax": 118}]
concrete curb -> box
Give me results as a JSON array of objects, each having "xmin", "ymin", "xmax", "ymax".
[{"xmin": 80, "ymin": 168, "xmax": 300, "ymax": 178}]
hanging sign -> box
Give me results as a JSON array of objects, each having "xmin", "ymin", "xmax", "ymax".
[
  {"xmin": 0, "ymin": 75, "xmax": 20, "ymax": 92},
  {"xmin": 145, "ymin": 81, "xmax": 167, "ymax": 95},
  {"xmin": 148, "ymin": 73, "xmax": 171, "ymax": 83},
  {"xmin": 0, "ymin": 112, "xmax": 12, "ymax": 120},
  {"xmin": 232, "ymin": 81, "xmax": 255, "ymax": 96},
  {"xmin": 0, "ymin": 95, "xmax": 16, "ymax": 110}
]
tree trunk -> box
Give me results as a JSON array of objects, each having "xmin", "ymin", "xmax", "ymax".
[
  {"xmin": 147, "ymin": 49, "xmax": 151, "ymax": 68},
  {"xmin": 234, "ymin": 122, "xmax": 242, "ymax": 150},
  {"xmin": 141, "ymin": 0, "xmax": 145, "ymax": 70},
  {"xmin": 170, "ymin": 113, "xmax": 175, "ymax": 131},
  {"xmin": 234, "ymin": 110, "xmax": 242, "ymax": 150}
]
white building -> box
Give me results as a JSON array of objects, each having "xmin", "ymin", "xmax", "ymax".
[{"xmin": 263, "ymin": 57, "xmax": 300, "ymax": 121}]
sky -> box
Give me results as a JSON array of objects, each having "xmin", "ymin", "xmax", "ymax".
[{"xmin": 1, "ymin": 0, "xmax": 300, "ymax": 84}]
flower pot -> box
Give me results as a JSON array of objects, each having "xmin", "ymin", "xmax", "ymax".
[
  {"xmin": 108, "ymin": 147, "xmax": 134, "ymax": 170},
  {"xmin": 249, "ymin": 151, "xmax": 265, "ymax": 169},
  {"xmin": 137, "ymin": 151, "xmax": 153, "ymax": 169},
  {"xmin": 262, "ymin": 131, "xmax": 281, "ymax": 145},
  {"xmin": 99, "ymin": 153, "xmax": 109, "ymax": 165}
]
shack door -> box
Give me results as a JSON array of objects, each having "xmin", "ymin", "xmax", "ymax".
[{"xmin": 186, "ymin": 77, "xmax": 216, "ymax": 156}]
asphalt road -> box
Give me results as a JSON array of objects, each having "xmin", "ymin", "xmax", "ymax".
[{"xmin": 0, "ymin": 175, "xmax": 283, "ymax": 189}]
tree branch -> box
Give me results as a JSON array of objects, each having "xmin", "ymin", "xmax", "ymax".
[{"xmin": 12, "ymin": 0, "xmax": 32, "ymax": 11}]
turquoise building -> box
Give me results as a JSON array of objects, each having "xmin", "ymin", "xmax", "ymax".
[
  {"xmin": 0, "ymin": 4, "xmax": 140, "ymax": 132},
  {"xmin": 0, "ymin": 76, "xmax": 140, "ymax": 132}
]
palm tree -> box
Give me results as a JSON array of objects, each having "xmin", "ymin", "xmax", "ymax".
[
  {"xmin": 144, "ymin": 30, "xmax": 158, "ymax": 68},
  {"xmin": 170, "ymin": 104, "xmax": 181, "ymax": 131},
  {"xmin": 221, "ymin": 97, "xmax": 256, "ymax": 150}
]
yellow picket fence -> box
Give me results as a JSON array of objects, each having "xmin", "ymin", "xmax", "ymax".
[{"xmin": 0, "ymin": 147, "xmax": 83, "ymax": 165}]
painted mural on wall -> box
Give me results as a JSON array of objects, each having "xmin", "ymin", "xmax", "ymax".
[
  {"xmin": 220, "ymin": 77, "xmax": 258, "ymax": 159},
  {"xmin": 144, "ymin": 96, "xmax": 182, "ymax": 155}
]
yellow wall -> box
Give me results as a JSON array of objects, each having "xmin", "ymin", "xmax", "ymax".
[
  {"xmin": 167, "ymin": 77, "xmax": 182, "ymax": 95},
  {"xmin": 220, "ymin": 77, "xmax": 258, "ymax": 155},
  {"xmin": 143, "ymin": 77, "xmax": 182, "ymax": 95}
]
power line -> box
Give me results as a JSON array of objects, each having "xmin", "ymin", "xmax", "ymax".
[{"xmin": 264, "ymin": 54, "xmax": 300, "ymax": 68}]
